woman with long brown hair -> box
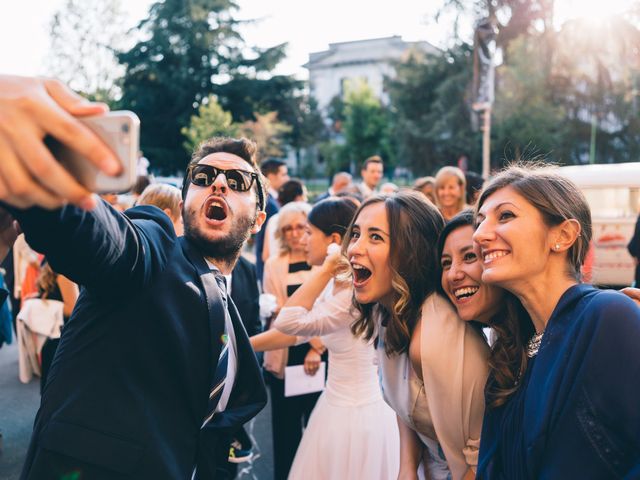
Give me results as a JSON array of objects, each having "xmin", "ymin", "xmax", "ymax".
[
  {"xmin": 346, "ymin": 191, "xmax": 488, "ymax": 480},
  {"xmin": 474, "ymin": 165, "xmax": 640, "ymax": 478}
]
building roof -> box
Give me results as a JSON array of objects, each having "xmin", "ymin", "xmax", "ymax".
[{"xmin": 305, "ymin": 35, "xmax": 438, "ymax": 70}]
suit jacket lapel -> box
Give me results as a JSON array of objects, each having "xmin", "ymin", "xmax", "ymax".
[{"xmin": 179, "ymin": 237, "xmax": 226, "ymax": 391}]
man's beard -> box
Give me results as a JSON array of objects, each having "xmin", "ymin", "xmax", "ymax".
[{"xmin": 183, "ymin": 207, "xmax": 256, "ymax": 268}]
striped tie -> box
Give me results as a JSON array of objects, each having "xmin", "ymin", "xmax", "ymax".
[{"xmin": 201, "ymin": 274, "xmax": 229, "ymax": 427}]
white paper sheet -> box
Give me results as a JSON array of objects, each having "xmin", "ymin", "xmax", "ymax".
[{"xmin": 284, "ymin": 362, "xmax": 326, "ymax": 397}]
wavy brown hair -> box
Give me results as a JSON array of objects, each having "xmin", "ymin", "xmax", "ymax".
[
  {"xmin": 348, "ymin": 191, "xmax": 445, "ymax": 356},
  {"xmin": 476, "ymin": 163, "xmax": 592, "ymax": 407}
]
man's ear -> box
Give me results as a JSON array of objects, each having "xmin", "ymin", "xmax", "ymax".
[{"xmin": 251, "ymin": 210, "xmax": 267, "ymax": 234}]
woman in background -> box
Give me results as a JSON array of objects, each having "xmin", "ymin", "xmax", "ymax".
[
  {"xmin": 262, "ymin": 201, "xmax": 326, "ymax": 480},
  {"xmin": 413, "ymin": 176, "xmax": 437, "ymax": 204},
  {"xmin": 262, "ymin": 179, "xmax": 308, "ymax": 261},
  {"xmin": 136, "ymin": 183, "xmax": 184, "ymax": 236},
  {"xmin": 435, "ymin": 166, "xmax": 467, "ymax": 221},
  {"xmin": 38, "ymin": 261, "xmax": 79, "ymax": 393},
  {"xmin": 252, "ymin": 197, "xmax": 399, "ymax": 479}
]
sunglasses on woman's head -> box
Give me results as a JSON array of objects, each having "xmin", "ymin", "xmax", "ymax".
[{"xmin": 187, "ymin": 164, "xmax": 258, "ymax": 192}]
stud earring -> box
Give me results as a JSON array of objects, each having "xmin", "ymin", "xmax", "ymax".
[{"xmin": 554, "ymin": 243, "xmax": 560, "ymax": 250}]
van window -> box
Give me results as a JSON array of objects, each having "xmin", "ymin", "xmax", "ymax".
[{"xmin": 582, "ymin": 187, "xmax": 640, "ymax": 218}]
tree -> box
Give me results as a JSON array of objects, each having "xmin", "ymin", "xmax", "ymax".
[
  {"xmin": 341, "ymin": 80, "xmax": 394, "ymax": 172},
  {"xmin": 387, "ymin": 45, "xmax": 482, "ymax": 175},
  {"xmin": 439, "ymin": 0, "xmax": 555, "ymax": 51},
  {"xmin": 46, "ymin": 0, "xmax": 126, "ymax": 102},
  {"xmin": 239, "ymin": 111, "xmax": 292, "ymax": 161},
  {"xmin": 181, "ymin": 95, "xmax": 240, "ymax": 153},
  {"xmin": 491, "ymin": 35, "xmax": 566, "ymax": 163},
  {"xmin": 216, "ymin": 74, "xmax": 326, "ymax": 169},
  {"xmin": 117, "ymin": 0, "xmax": 293, "ymax": 174},
  {"xmin": 550, "ymin": 16, "xmax": 640, "ymax": 163}
]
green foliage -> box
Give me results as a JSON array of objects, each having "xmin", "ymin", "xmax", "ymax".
[
  {"xmin": 492, "ymin": 35, "xmax": 566, "ymax": 163},
  {"xmin": 239, "ymin": 111, "xmax": 292, "ymax": 161},
  {"xmin": 116, "ymin": 0, "xmax": 301, "ymax": 174},
  {"xmin": 341, "ymin": 79, "xmax": 394, "ymax": 170},
  {"xmin": 317, "ymin": 141, "xmax": 348, "ymax": 176},
  {"xmin": 387, "ymin": 45, "xmax": 482, "ymax": 175},
  {"xmin": 181, "ymin": 95, "xmax": 240, "ymax": 153}
]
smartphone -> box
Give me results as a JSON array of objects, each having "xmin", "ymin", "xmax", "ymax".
[{"xmin": 45, "ymin": 111, "xmax": 140, "ymax": 193}]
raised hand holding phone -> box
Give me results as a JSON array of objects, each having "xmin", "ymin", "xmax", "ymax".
[
  {"xmin": 46, "ymin": 111, "xmax": 140, "ymax": 193},
  {"xmin": 0, "ymin": 75, "xmax": 122, "ymax": 210}
]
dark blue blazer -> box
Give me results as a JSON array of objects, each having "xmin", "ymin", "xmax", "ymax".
[
  {"xmin": 231, "ymin": 256, "xmax": 261, "ymax": 337},
  {"xmin": 12, "ymin": 201, "xmax": 266, "ymax": 480},
  {"xmin": 478, "ymin": 284, "xmax": 640, "ymax": 479},
  {"xmin": 313, "ymin": 191, "xmax": 331, "ymax": 204},
  {"xmin": 629, "ymin": 214, "xmax": 640, "ymax": 284}
]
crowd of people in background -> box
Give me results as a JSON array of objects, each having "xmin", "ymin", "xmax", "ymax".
[{"xmin": 0, "ymin": 74, "xmax": 640, "ymax": 480}]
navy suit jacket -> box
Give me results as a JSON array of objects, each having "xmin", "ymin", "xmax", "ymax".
[
  {"xmin": 231, "ymin": 256, "xmax": 261, "ymax": 337},
  {"xmin": 12, "ymin": 201, "xmax": 266, "ymax": 480},
  {"xmin": 478, "ymin": 284, "xmax": 640, "ymax": 479},
  {"xmin": 629, "ymin": 214, "xmax": 640, "ymax": 284}
]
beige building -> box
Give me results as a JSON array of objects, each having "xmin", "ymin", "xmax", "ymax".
[{"xmin": 305, "ymin": 35, "xmax": 439, "ymax": 114}]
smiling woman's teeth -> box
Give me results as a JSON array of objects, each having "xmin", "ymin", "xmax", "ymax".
[
  {"xmin": 454, "ymin": 287, "xmax": 479, "ymax": 299},
  {"xmin": 484, "ymin": 251, "xmax": 509, "ymax": 262}
]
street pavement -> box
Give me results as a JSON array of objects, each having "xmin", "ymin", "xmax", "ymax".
[{"xmin": 0, "ymin": 341, "xmax": 274, "ymax": 479}]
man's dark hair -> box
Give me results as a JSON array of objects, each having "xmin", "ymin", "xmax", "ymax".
[
  {"xmin": 361, "ymin": 155, "xmax": 383, "ymax": 171},
  {"xmin": 181, "ymin": 137, "xmax": 266, "ymax": 211},
  {"xmin": 260, "ymin": 158, "xmax": 286, "ymax": 177},
  {"xmin": 278, "ymin": 179, "xmax": 305, "ymax": 206}
]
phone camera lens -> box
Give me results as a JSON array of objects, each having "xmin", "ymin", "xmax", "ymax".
[{"xmin": 121, "ymin": 123, "xmax": 130, "ymax": 134}]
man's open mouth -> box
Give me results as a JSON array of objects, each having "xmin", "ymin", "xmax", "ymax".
[
  {"xmin": 352, "ymin": 263, "xmax": 372, "ymax": 285},
  {"xmin": 205, "ymin": 198, "xmax": 228, "ymax": 221}
]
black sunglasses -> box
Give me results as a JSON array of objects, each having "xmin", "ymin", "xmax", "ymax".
[{"xmin": 186, "ymin": 164, "xmax": 264, "ymax": 209}]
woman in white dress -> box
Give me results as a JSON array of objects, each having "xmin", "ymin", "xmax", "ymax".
[{"xmin": 251, "ymin": 197, "xmax": 400, "ymax": 480}]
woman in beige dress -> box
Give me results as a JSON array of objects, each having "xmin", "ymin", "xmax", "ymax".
[{"xmin": 346, "ymin": 191, "xmax": 488, "ymax": 480}]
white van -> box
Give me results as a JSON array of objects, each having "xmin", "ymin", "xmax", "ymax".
[{"xmin": 555, "ymin": 162, "xmax": 640, "ymax": 287}]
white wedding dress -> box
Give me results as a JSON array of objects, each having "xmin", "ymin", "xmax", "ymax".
[{"xmin": 273, "ymin": 279, "xmax": 400, "ymax": 480}]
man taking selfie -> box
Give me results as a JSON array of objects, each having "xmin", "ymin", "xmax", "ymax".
[{"xmin": 0, "ymin": 75, "xmax": 268, "ymax": 480}]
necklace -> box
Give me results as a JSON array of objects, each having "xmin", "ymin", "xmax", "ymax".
[{"xmin": 526, "ymin": 331, "xmax": 545, "ymax": 358}]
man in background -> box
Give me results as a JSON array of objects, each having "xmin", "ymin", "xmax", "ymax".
[
  {"xmin": 356, "ymin": 155, "xmax": 383, "ymax": 199},
  {"xmin": 255, "ymin": 159, "xmax": 289, "ymax": 282},
  {"xmin": 315, "ymin": 172, "xmax": 352, "ymax": 203}
]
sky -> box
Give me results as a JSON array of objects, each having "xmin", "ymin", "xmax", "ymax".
[
  {"xmin": 2, "ymin": 0, "xmax": 635, "ymax": 80},
  {"xmin": 0, "ymin": 0, "xmax": 464, "ymax": 80}
]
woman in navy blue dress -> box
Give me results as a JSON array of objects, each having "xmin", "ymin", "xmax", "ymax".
[{"xmin": 473, "ymin": 165, "xmax": 640, "ymax": 479}]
